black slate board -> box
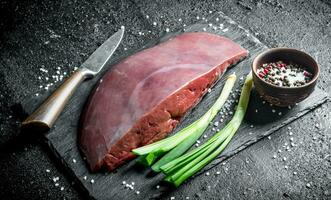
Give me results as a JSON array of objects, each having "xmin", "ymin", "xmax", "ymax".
[{"xmin": 19, "ymin": 12, "xmax": 329, "ymax": 200}]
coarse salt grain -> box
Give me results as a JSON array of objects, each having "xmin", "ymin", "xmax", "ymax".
[
  {"xmin": 165, "ymin": 28, "xmax": 170, "ymax": 32},
  {"xmin": 283, "ymin": 157, "xmax": 287, "ymax": 161},
  {"xmin": 203, "ymin": 28, "xmax": 207, "ymax": 31},
  {"xmin": 156, "ymin": 185, "xmax": 160, "ymax": 189},
  {"xmin": 136, "ymin": 191, "xmax": 140, "ymax": 194},
  {"xmin": 268, "ymin": 136, "xmax": 271, "ymax": 140},
  {"xmin": 91, "ymin": 179, "xmax": 95, "ymax": 184},
  {"xmin": 216, "ymin": 171, "xmax": 221, "ymax": 175},
  {"xmin": 84, "ymin": 176, "xmax": 87, "ymax": 180},
  {"xmin": 55, "ymin": 183, "xmax": 59, "ymax": 187},
  {"xmin": 170, "ymin": 197, "xmax": 175, "ymax": 200},
  {"xmin": 272, "ymin": 109, "xmax": 276, "ymax": 113},
  {"xmin": 72, "ymin": 159, "xmax": 76, "ymax": 163},
  {"xmin": 60, "ymin": 187, "xmax": 64, "ymax": 191},
  {"xmin": 293, "ymin": 171, "xmax": 297, "ymax": 175},
  {"xmin": 46, "ymin": 169, "xmax": 50, "ymax": 173},
  {"xmin": 205, "ymin": 172, "xmax": 210, "ymax": 176}
]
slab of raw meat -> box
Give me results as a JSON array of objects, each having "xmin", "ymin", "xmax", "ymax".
[{"xmin": 79, "ymin": 32, "xmax": 248, "ymax": 171}]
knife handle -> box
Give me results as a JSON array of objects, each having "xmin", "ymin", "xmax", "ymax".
[{"xmin": 22, "ymin": 69, "xmax": 88, "ymax": 132}]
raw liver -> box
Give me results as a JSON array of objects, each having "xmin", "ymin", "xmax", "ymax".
[{"xmin": 79, "ymin": 32, "xmax": 248, "ymax": 171}]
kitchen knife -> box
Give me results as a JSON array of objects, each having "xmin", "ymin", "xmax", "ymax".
[{"xmin": 22, "ymin": 27, "xmax": 125, "ymax": 132}]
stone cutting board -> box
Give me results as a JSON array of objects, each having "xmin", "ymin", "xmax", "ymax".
[{"xmin": 18, "ymin": 12, "xmax": 329, "ymax": 200}]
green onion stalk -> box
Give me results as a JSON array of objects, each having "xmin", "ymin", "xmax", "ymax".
[{"xmin": 161, "ymin": 72, "xmax": 253, "ymax": 187}]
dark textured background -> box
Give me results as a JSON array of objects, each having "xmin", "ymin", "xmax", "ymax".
[{"xmin": 0, "ymin": 0, "xmax": 330, "ymax": 199}]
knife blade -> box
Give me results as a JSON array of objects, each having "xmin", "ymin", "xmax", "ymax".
[
  {"xmin": 22, "ymin": 27, "xmax": 125, "ymax": 132},
  {"xmin": 81, "ymin": 27, "xmax": 124, "ymax": 76}
]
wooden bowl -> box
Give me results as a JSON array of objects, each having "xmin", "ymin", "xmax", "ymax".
[{"xmin": 251, "ymin": 48, "xmax": 320, "ymax": 107}]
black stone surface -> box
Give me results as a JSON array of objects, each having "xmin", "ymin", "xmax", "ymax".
[{"xmin": 1, "ymin": 0, "xmax": 330, "ymax": 200}]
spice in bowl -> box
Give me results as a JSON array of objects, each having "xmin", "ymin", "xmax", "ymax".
[{"xmin": 257, "ymin": 61, "xmax": 313, "ymax": 87}]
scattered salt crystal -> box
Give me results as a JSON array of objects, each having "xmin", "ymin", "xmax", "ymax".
[
  {"xmin": 55, "ymin": 183, "xmax": 59, "ymax": 187},
  {"xmin": 293, "ymin": 171, "xmax": 297, "ymax": 175},
  {"xmin": 196, "ymin": 16, "xmax": 200, "ymax": 20},
  {"xmin": 35, "ymin": 93, "xmax": 39, "ymax": 96},
  {"xmin": 38, "ymin": 76, "xmax": 41, "ymax": 80},
  {"xmin": 288, "ymin": 105, "xmax": 292, "ymax": 109},
  {"xmin": 216, "ymin": 17, "xmax": 219, "ymax": 21},
  {"xmin": 255, "ymin": 109, "xmax": 258, "ymax": 113},
  {"xmin": 152, "ymin": 22, "xmax": 157, "ymax": 26},
  {"xmin": 156, "ymin": 185, "xmax": 160, "ymax": 189},
  {"xmin": 289, "ymin": 131, "xmax": 293, "ymax": 136},
  {"xmin": 209, "ymin": 10, "xmax": 213, "ymax": 14},
  {"xmin": 84, "ymin": 176, "xmax": 87, "ymax": 180},
  {"xmin": 186, "ymin": 197, "xmax": 190, "ymax": 199},
  {"xmin": 222, "ymin": 28, "xmax": 229, "ymax": 32},
  {"xmin": 208, "ymin": 23, "xmax": 212, "ymax": 27},
  {"xmin": 278, "ymin": 149, "xmax": 282, "ymax": 153},
  {"xmin": 72, "ymin": 159, "xmax": 76, "ymax": 163},
  {"xmin": 165, "ymin": 28, "xmax": 170, "ymax": 32},
  {"xmin": 212, "ymin": 128, "xmax": 216, "ymax": 131},
  {"xmin": 170, "ymin": 197, "xmax": 175, "ymax": 200},
  {"xmin": 203, "ymin": 135, "xmax": 207, "ymax": 138},
  {"xmin": 283, "ymin": 157, "xmax": 287, "ymax": 161},
  {"xmin": 124, "ymin": 47, "xmax": 127, "ymax": 51},
  {"xmin": 220, "ymin": 119, "xmax": 224, "ymax": 123},
  {"xmin": 195, "ymin": 144, "xmax": 199, "ymax": 147},
  {"xmin": 262, "ymin": 101, "xmax": 266, "ymax": 104},
  {"xmin": 216, "ymin": 171, "xmax": 221, "ymax": 175},
  {"xmin": 146, "ymin": 15, "xmax": 149, "ymax": 19},
  {"xmin": 288, "ymin": 127, "xmax": 292, "ymax": 130},
  {"xmin": 284, "ymin": 165, "xmax": 288, "ymax": 169},
  {"xmin": 272, "ymin": 109, "xmax": 276, "ymax": 113},
  {"xmin": 290, "ymin": 137, "xmax": 294, "ymax": 141},
  {"xmin": 268, "ymin": 136, "xmax": 271, "ymax": 140},
  {"xmin": 208, "ymin": 88, "xmax": 212, "ymax": 93},
  {"xmin": 272, "ymin": 155, "xmax": 277, "ymax": 159},
  {"xmin": 178, "ymin": 18, "xmax": 182, "ymax": 22},
  {"xmin": 136, "ymin": 191, "xmax": 140, "ymax": 194},
  {"xmin": 46, "ymin": 169, "xmax": 50, "ymax": 173},
  {"xmin": 306, "ymin": 183, "xmax": 311, "ymax": 188},
  {"xmin": 121, "ymin": 25, "xmax": 125, "ymax": 29},
  {"xmin": 60, "ymin": 187, "xmax": 64, "ymax": 191},
  {"xmin": 205, "ymin": 172, "xmax": 210, "ymax": 176},
  {"xmin": 91, "ymin": 179, "xmax": 95, "ymax": 184},
  {"xmin": 214, "ymin": 121, "xmax": 219, "ymax": 127},
  {"xmin": 203, "ymin": 27, "xmax": 207, "ymax": 31},
  {"xmin": 249, "ymin": 132, "xmax": 252, "ymax": 135},
  {"xmin": 278, "ymin": 112, "xmax": 282, "ymax": 116},
  {"xmin": 250, "ymin": 125, "xmax": 254, "ymax": 128},
  {"xmin": 290, "ymin": 142, "xmax": 295, "ymax": 147}
]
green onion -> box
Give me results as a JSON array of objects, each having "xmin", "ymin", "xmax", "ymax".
[
  {"xmin": 132, "ymin": 74, "xmax": 237, "ymax": 168},
  {"xmin": 162, "ymin": 72, "xmax": 253, "ymax": 187}
]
